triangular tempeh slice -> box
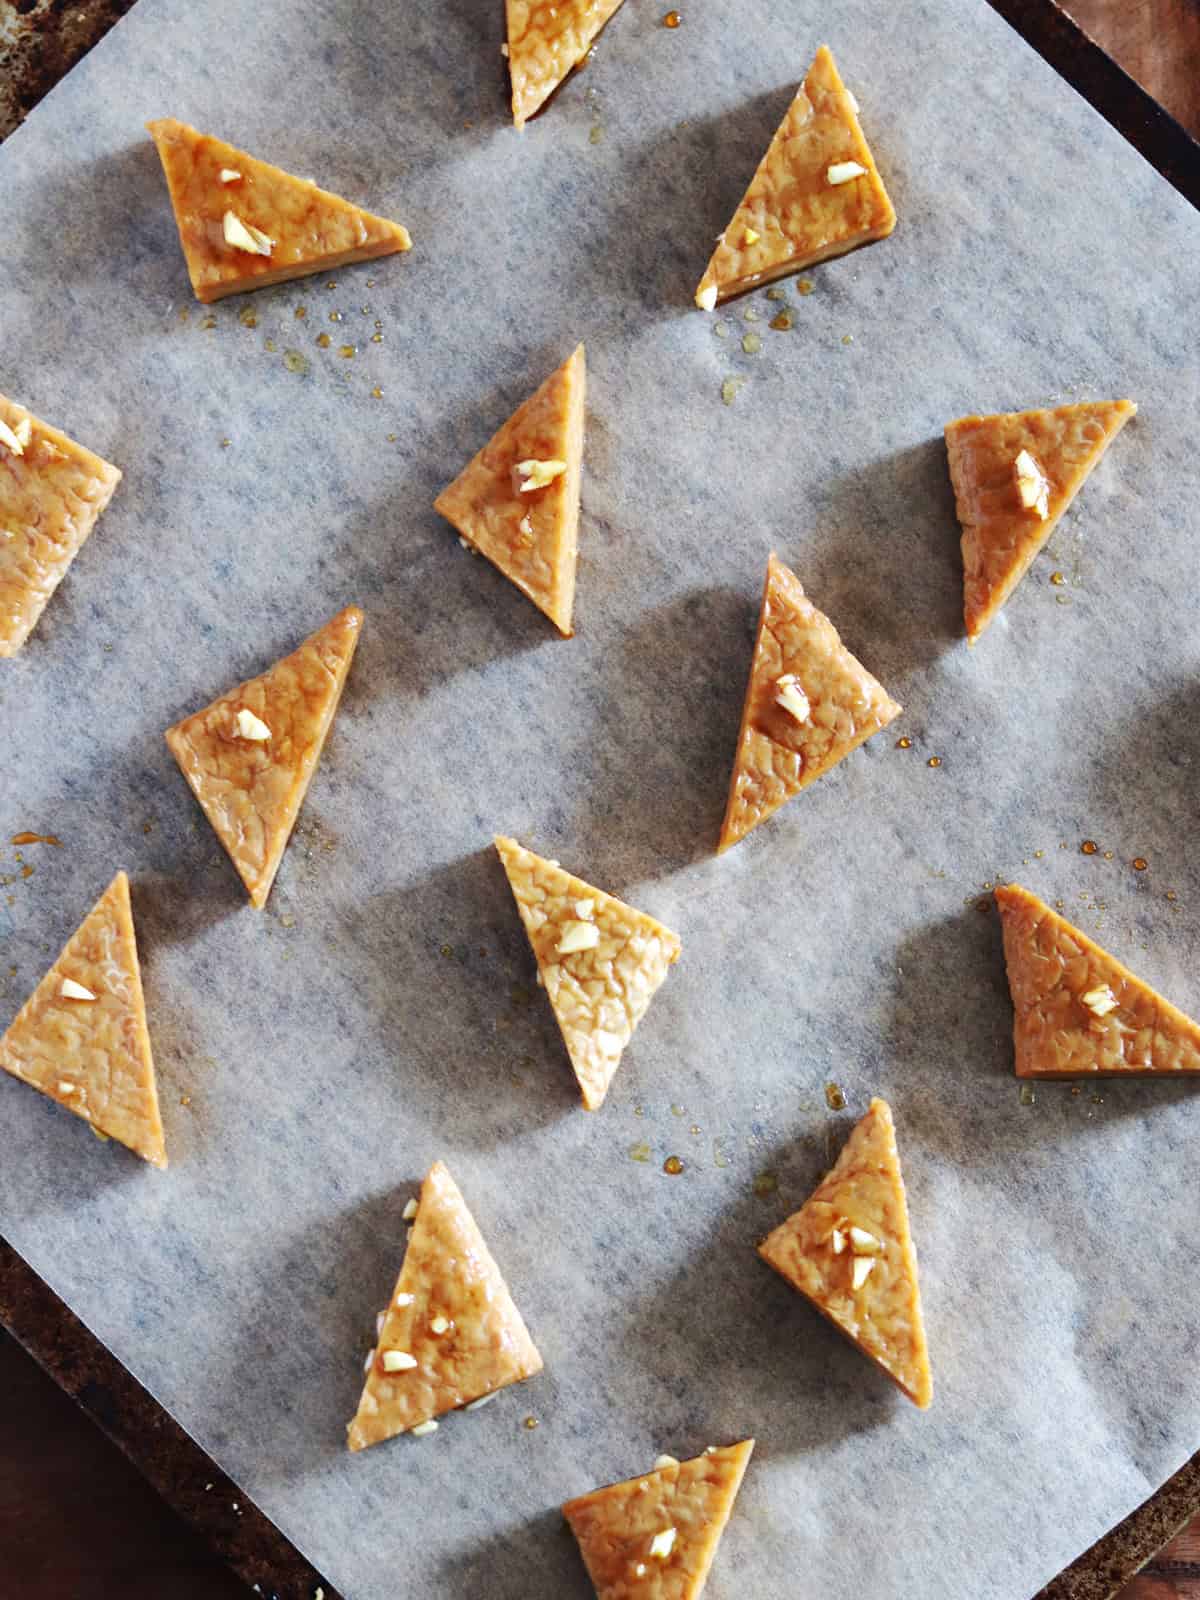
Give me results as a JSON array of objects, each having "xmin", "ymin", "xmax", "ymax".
[
  {"xmin": 945, "ymin": 400, "xmax": 1136, "ymax": 643},
  {"xmin": 995, "ymin": 882, "xmax": 1200, "ymax": 1076},
  {"xmin": 165, "ymin": 605, "xmax": 362, "ymax": 908},
  {"xmin": 695, "ymin": 45, "xmax": 894, "ymax": 309},
  {"xmin": 146, "ymin": 118, "xmax": 411, "ymax": 303},
  {"xmin": 719, "ymin": 553, "xmax": 901, "ymax": 852},
  {"xmin": 759, "ymin": 1098, "xmax": 931, "ymax": 1407},
  {"xmin": 0, "ymin": 872, "xmax": 166, "ymax": 1168},
  {"xmin": 347, "ymin": 1161, "xmax": 543, "ymax": 1450},
  {"xmin": 0, "ymin": 393, "xmax": 121, "ymax": 658},
  {"xmin": 435, "ymin": 345, "xmax": 584, "ymax": 635},
  {"xmin": 507, "ymin": 0, "xmax": 628, "ymax": 131},
  {"xmin": 495, "ymin": 836, "xmax": 681, "ymax": 1109},
  {"xmin": 563, "ymin": 1440, "xmax": 754, "ymax": 1600}
]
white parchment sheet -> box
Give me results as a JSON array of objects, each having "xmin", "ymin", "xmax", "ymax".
[{"xmin": 2, "ymin": 0, "xmax": 1199, "ymax": 1595}]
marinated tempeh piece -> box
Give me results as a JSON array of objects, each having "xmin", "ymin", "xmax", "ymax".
[
  {"xmin": 507, "ymin": 0, "xmax": 628, "ymax": 131},
  {"xmin": 348, "ymin": 1161, "xmax": 543, "ymax": 1450},
  {"xmin": 995, "ymin": 883, "xmax": 1200, "ymax": 1077},
  {"xmin": 563, "ymin": 1440, "xmax": 754, "ymax": 1600},
  {"xmin": 147, "ymin": 118, "xmax": 410, "ymax": 303},
  {"xmin": 165, "ymin": 606, "xmax": 362, "ymax": 909},
  {"xmin": 945, "ymin": 400, "xmax": 1136, "ymax": 643},
  {"xmin": 759, "ymin": 1098, "xmax": 931, "ymax": 1408},
  {"xmin": 495, "ymin": 836, "xmax": 681, "ymax": 1109},
  {"xmin": 0, "ymin": 393, "xmax": 121, "ymax": 657},
  {"xmin": 435, "ymin": 345, "xmax": 584, "ymax": 636},
  {"xmin": 719, "ymin": 553, "xmax": 900, "ymax": 852},
  {"xmin": 695, "ymin": 46, "xmax": 894, "ymax": 309},
  {"xmin": 0, "ymin": 872, "xmax": 166, "ymax": 1168}
]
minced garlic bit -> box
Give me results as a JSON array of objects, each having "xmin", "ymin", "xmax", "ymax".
[
  {"xmin": 1014, "ymin": 449, "xmax": 1050, "ymax": 519},
  {"xmin": 0, "ymin": 417, "xmax": 26, "ymax": 456},
  {"xmin": 410, "ymin": 1419, "xmax": 439, "ymax": 1437},
  {"xmin": 14, "ymin": 417, "xmax": 32, "ymax": 449},
  {"xmin": 430, "ymin": 1315, "xmax": 450, "ymax": 1335},
  {"xmin": 464, "ymin": 1391, "xmax": 499, "ymax": 1411},
  {"xmin": 362, "ymin": 1348, "xmax": 375, "ymax": 1373},
  {"xmin": 743, "ymin": 227, "xmax": 760, "ymax": 246},
  {"xmin": 234, "ymin": 707, "xmax": 271, "ymax": 741},
  {"xmin": 218, "ymin": 168, "xmax": 243, "ymax": 184},
  {"xmin": 846, "ymin": 89, "xmax": 861, "ymax": 113},
  {"xmin": 60, "ymin": 978, "xmax": 97, "ymax": 1001},
  {"xmin": 848, "ymin": 1225, "xmax": 881, "ymax": 1255},
  {"xmin": 222, "ymin": 209, "xmax": 274, "ymax": 257},
  {"xmin": 395, "ymin": 1291, "xmax": 414, "ymax": 1307},
  {"xmin": 1081, "ymin": 985, "xmax": 1119, "ymax": 1017},
  {"xmin": 635, "ymin": 1565, "xmax": 647, "ymax": 1578},
  {"xmin": 649, "ymin": 1527, "xmax": 677, "ymax": 1560},
  {"xmin": 851, "ymin": 1256, "xmax": 875, "ymax": 1290},
  {"xmin": 653, "ymin": 1454, "xmax": 679, "ymax": 1471},
  {"xmin": 696, "ymin": 283, "xmax": 718, "ymax": 312},
  {"xmin": 500, "ymin": 40, "xmax": 509, "ymax": 55},
  {"xmin": 830, "ymin": 1228, "xmax": 846, "ymax": 1255},
  {"xmin": 513, "ymin": 458, "xmax": 567, "ymax": 493},
  {"xmin": 557, "ymin": 919, "xmax": 601, "ymax": 955},
  {"xmin": 58, "ymin": 1081, "xmax": 77, "ymax": 1095},
  {"xmin": 381, "ymin": 1350, "xmax": 418, "ymax": 1372},
  {"xmin": 774, "ymin": 674, "xmax": 811, "ymax": 723},
  {"xmin": 827, "ymin": 160, "xmax": 867, "ymax": 185},
  {"xmin": 574, "ymin": 898, "xmax": 595, "ymax": 920},
  {"xmin": 517, "ymin": 513, "xmax": 534, "ymax": 542},
  {"xmin": 402, "ymin": 1197, "xmax": 420, "ymax": 1220}
]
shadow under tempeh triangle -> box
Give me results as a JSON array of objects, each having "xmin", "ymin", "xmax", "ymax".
[
  {"xmin": 695, "ymin": 45, "xmax": 895, "ymax": 309},
  {"xmin": 164, "ymin": 606, "xmax": 363, "ymax": 909},
  {"xmin": 995, "ymin": 883, "xmax": 1200, "ymax": 1076},
  {"xmin": 146, "ymin": 118, "xmax": 411, "ymax": 303},
  {"xmin": 563, "ymin": 1440, "xmax": 754, "ymax": 1600},
  {"xmin": 759, "ymin": 1098, "xmax": 931, "ymax": 1408},
  {"xmin": 0, "ymin": 872, "xmax": 166, "ymax": 1168},
  {"xmin": 945, "ymin": 399, "xmax": 1136, "ymax": 643},
  {"xmin": 435, "ymin": 345, "xmax": 585, "ymax": 636},
  {"xmin": 347, "ymin": 1161, "xmax": 543, "ymax": 1450},
  {"xmin": 494, "ymin": 835, "xmax": 681, "ymax": 1109},
  {"xmin": 0, "ymin": 392, "xmax": 122, "ymax": 658},
  {"xmin": 506, "ymin": 0, "xmax": 628, "ymax": 131},
  {"xmin": 719, "ymin": 553, "xmax": 901, "ymax": 852}
]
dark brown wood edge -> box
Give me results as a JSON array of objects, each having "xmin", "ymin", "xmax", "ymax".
[
  {"xmin": 0, "ymin": 1235, "xmax": 341, "ymax": 1600},
  {"xmin": 984, "ymin": 0, "xmax": 1200, "ymax": 211}
]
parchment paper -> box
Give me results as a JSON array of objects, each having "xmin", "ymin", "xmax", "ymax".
[{"xmin": 2, "ymin": 0, "xmax": 1199, "ymax": 1595}]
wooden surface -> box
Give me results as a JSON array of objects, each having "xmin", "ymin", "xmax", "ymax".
[{"xmin": 0, "ymin": 2, "xmax": 1197, "ymax": 1600}]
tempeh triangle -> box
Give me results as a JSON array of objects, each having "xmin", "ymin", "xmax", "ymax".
[
  {"xmin": 165, "ymin": 605, "xmax": 362, "ymax": 908},
  {"xmin": 719, "ymin": 553, "xmax": 900, "ymax": 851},
  {"xmin": 563, "ymin": 1440, "xmax": 754, "ymax": 1600},
  {"xmin": 347, "ymin": 1161, "xmax": 543, "ymax": 1450},
  {"xmin": 759, "ymin": 1098, "xmax": 931, "ymax": 1408},
  {"xmin": 435, "ymin": 345, "xmax": 584, "ymax": 636},
  {"xmin": 495, "ymin": 836, "xmax": 681, "ymax": 1109},
  {"xmin": 945, "ymin": 400, "xmax": 1136, "ymax": 643},
  {"xmin": 0, "ymin": 872, "xmax": 166, "ymax": 1168},
  {"xmin": 147, "ymin": 118, "xmax": 411, "ymax": 303},
  {"xmin": 0, "ymin": 393, "xmax": 121, "ymax": 658},
  {"xmin": 507, "ymin": 0, "xmax": 628, "ymax": 131},
  {"xmin": 995, "ymin": 883, "xmax": 1200, "ymax": 1077},
  {"xmin": 695, "ymin": 45, "xmax": 895, "ymax": 309}
]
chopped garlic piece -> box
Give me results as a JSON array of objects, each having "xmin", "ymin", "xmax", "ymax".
[
  {"xmin": 1081, "ymin": 985, "xmax": 1119, "ymax": 1017},
  {"xmin": 846, "ymin": 89, "xmax": 861, "ymax": 113},
  {"xmin": 696, "ymin": 283, "xmax": 718, "ymax": 312},
  {"xmin": 375, "ymin": 1311, "xmax": 386, "ymax": 1338},
  {"xmin": 830, "ymin": 1228, "xmax": 846, "ymax": 1255},
  {"xmin": 653, "ymin": 1454, "xmax": 679, "ymax": 1471},
  {"xmin": 848, "ymin": 1225, "xmax": 881, "ymax": 1255},
  {"xmin": 649, "ymin": 1527, "xmax": 677, "ymax": 1560},
  {"xmin": 381, "ymin": 1350, "xmax": 418, "ymax": 1372},
  {"xmin": 395, "ymin": 1292, "xmax": 414, "ymax": 1307},
  {"xmin": 465, "ymin": 1391, "xmax": 499, "ymax": 1411},
  {"xmin": 222, "ymin": 209, "xmax": 274, "ymax": 256},
  {"xmin": 827, "ymin": 160, "xmax": 868, "ymax": 185},
  {"xmin": 558, "ymin": 919, "xmax": 601, "ymax": 955},
  {"xmin": 58, "ymin": 1081, "xmax": 77, "ymax": 1095},
  {"xmin": 635, "ymin": 1565, "xmax": 647, "ymax": 1578},
  {"xmin": 774, "ymin": 674, "xmax": 811, "ymax": 723},
  {"xmin": 13, "ymin": 417, "xmax": 32, "ymax": 449},
  {"xmin": 513, "ymin": 457, "xmax": 567, "ymax": 493},
  {"xmin": 1014, "ymin": 449, "xmax": 1050, "ymax": 519},
  {"xmin": 410, "ymin": 1419, "xmax": 439, "ymax": 1437},
  {"xmin": 851, "ymin": 1256, "xmax": 875, "ymax": 1290},
  {"xmin": 500, "ymin": 40, "xmax": 509, "ymax": 55},
  {"xmin": 743, "ymin": 227, "xmax": 760, "ymax": 246},
  {"xmin": 218, "ymin": 168, "xmax": 243, "ymax": 184},
  {"xmin": 60, "ymin": 978, "xmax": 97, "ymax": 1001},
  {"xmin": 517, "ymin": 513, "xmax": 534, "ymax": 542},
  {"xmin": 363, "ymin": 1347, "xmax": 375, "ymax": 1373},
  {"xmin": 574, "ymin": 899, "xmax": 595, "ymax": 920},
  {"xmin": 0, "ymin": 418, "xmax": 26, "ymax": 456},
  {"xmin": 430, "ymin": 1315, "xmax": 450, "ymax": 1335},
  {"xmin": 402, "ymin": 1197, "xmax": 419, "ymax": 1220},
  {"xmin": 234, "ymin": 707, "xmax": 271, "ymax": 741}
]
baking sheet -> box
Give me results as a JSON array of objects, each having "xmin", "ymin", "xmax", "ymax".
[{"xmin": 2, "ymin": 0, "xmax": 1199, "ymax": 1596}]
